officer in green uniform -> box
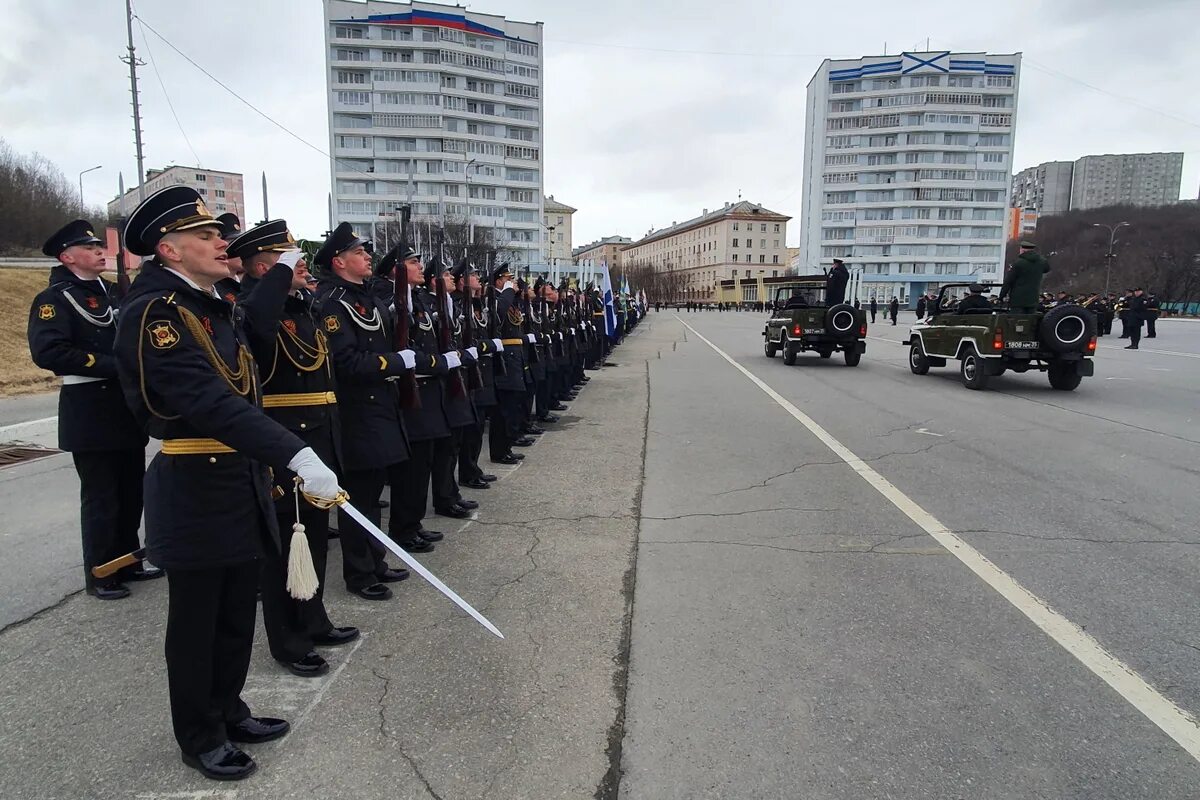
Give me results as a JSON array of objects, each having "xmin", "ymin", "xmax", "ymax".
[{"xmin": 999, "ymin": 241, "xmax": 1050, "ymax": 313}]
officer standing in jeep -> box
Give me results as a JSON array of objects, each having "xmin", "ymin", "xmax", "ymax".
[
  {"xmin": 826, "ymin": 258, "xmax": 849, "ymax": 306},
  {"xmin": 998, "ymin": 241, "xmax": 1050, "ymax": 313}
]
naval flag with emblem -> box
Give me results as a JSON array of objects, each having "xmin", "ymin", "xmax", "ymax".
[{"xmin": 598, "ymin": 260, "xmax": 618, "ymax": 340}]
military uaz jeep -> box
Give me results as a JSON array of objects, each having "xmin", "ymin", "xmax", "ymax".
[
  {"xmin": 763, "ymin": 280, "xmax": 867, "ymax": 367},
  {"xmin": 907, "ymin": 282, "xmax": 1097, "ymax": 391}
]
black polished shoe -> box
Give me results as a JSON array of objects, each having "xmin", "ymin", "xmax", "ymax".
[
  {"xmin": 455, "ymin": 498, "xmax": 479, "ymax": 510},
  {"xmin": 399, "ymin": 537, "xmax": 435, "ymax": 553},
  {"xmin": 579, "ymin": 376, "xmax": 591, "ymax": 383},
  {"xmin": 124, "ymin": 566, "xmax": 164, "ymax": 581},
  {"xmin": 377, "ymin": 567, "xmax": 410, "ymax": 583},
  {"xmin": 480, "ymin": 473, "xmax": 498, "ymax": 482},
  {"xmin": 313, "ymin": 626, "xmax": 360, "ymax": 647},
  {"xmin": 602, "ymin": 361, "xmax": 617, "ymax": 367},
  {"xmin": 549, "ymin": 402, "xmax": 568, "ymax": 411},
  {"xmin": 513, "ymin": 437, "xmax": 535, "ymax": 447},
  {"xmin": 435, "ymin": 504, "xmax": 471, "ymax": 519},
  {"xmin": 537, "ymin": 414, "xmax": 560, "ymax": 424},
  {"xmin": 491, "ymin": 454, "xmax": 521, "ymax": 465},
  {"xmin": 278, "ymin": 651, "xmax": 329, "ymax": 678},
  {"xmin": 89, "ymin": 582, "xmax": 131, "ymax": 600},
  {"xmin": 562, "ymin": 392, "xmax": 578, "ymax": 400},
  {"xmin": 227, "ymin": 716, "xmax": 291, "ymax": 744},
  {"xmin": 181, "ymin": 742, "xmax": 256, "ymax": 781},
  {"xmin": 414, "ymin": 528, "xmax": 444, "ymax": 542},
  {"xmin": 351, "ymin": 583, "xmax": 394, "ymax": 600},
  {"xmin": 461, "ymin": 477, "xmax": 490, "ymax": 489},
  {"xmin": 525, "ymin": 426, "xmax": 545, "ymax": 435},
  {"xmin": 507, "ymin": 451, "xmax": 525, "ymax": 460}
]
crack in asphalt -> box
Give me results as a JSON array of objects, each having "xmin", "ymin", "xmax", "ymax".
[
  {"xmin": 957, "ymin": 528, "xmax": 1200, "ymax": 548},
  {"xmin": 0, "ymin": 588, "xmax": 85, "ymax": 639},
  {"xmin": 374, "ymin": 666, "xmax": 445, "ymax": 800},
  {"xmin": 716, "ymin": 440, "xmax": 953, "ymax": 496},
  {"xmin": 640, "ymin": 532, "xmax": 945, "ymax": 557}
]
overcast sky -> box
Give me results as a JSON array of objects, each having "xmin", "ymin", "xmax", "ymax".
[{"xmin": 2, "ymin": 0, "xmax": 1197, "ymax": 249}]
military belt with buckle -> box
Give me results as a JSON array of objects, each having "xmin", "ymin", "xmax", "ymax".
[{"xmin": 261, "ymin": 391, "xmax": 337, "ymax": 408}]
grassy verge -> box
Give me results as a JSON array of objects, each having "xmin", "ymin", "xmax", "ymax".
[{"xmin": 1, "ymin": 268, "xmax": 57, "ymax": 397}]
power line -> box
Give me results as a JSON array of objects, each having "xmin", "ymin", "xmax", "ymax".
[
  {"xmin": 133, "ymin": 14, "xmax": 372, "ymax": 180},
  {"xmin": 133, "ymin": 10, "xmax": 203, "ymax": 168},
  {"xmin": 1023, "ymin": 58, "xmax": 1200, "ymax": 131}
]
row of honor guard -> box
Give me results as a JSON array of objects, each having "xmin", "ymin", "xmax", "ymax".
[{"xmin": 25, "ymin": 184, "xmax": 603, "ymax": 782}]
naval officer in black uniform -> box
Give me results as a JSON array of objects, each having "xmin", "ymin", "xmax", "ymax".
[
  {"xmin": 114, "ymin": 186, "xmax": 342, "ymax": 781},
  {"xmin": 315, "ymin": 224, "xmax": 417, "ymax": 600},
  {"xmin": 27, "ymin": 220, "xmax": 161, "ymax": 599},
  {"xmin": 227, "ymin": 220, "xmax": 360, "ymax": 676}
]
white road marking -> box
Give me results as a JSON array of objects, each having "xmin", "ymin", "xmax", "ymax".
[
  {"xmin": 0, "ymin": 415, "xmax": 57, "ymax": 437},
  {"xmin": 134, "ymin": 791, "xmax": 238, "ymax": 799},
  {"xmin": 676, "ymin": 315, "xmax": 1200, "ymax": 763},
  {"xmin": 1105, "ymin": 377, "xmax": 1133, "ymax": 381},
  {"xmin": 1149, "ymin": 368, "xmax": 1172, "ymax": 372},
  {"xmin": 914, "ymin": 428, "xmax": 943, "ymax": 437}
]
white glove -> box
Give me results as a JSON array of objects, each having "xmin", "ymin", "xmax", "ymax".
[
  {"xmin": 503, "ymin": 281, "xmax": 515, "ymax": 292},
  {"xmin": 396, "ymin": 349, "xmax": 416, "ymax": 369},
  {"xmin": 277, "ymin": 250, "xmax": 304, "ymax": 270},
  {"xmin": 557, "ymin": 332, "xmax": 564, "ymax": 340},
  {"xmin": 443, "ymin": 351, "xmax": 462, "ymax": 369},
  {"xmin": 287, "ymin": 447, "xmax": 341, "ymax": 502},
  {"xmin": 492, "ymin": 338, "xmax": 505, "ymax": 351},
  {"xmin": 569, "ymin": 327, "xmax": 576, "ymax": 334},
  {"xmin": 465, "ymin": 346, "xmax": 478, "ymax": 360},
  {"xmin": 526, "ymin": 333, "xmax": 537, "ymax": 343}
]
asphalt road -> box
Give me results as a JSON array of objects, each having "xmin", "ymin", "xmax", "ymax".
[{"xmin": 620, "ymin": 311, "xmax": 1200, "ymax": 799}]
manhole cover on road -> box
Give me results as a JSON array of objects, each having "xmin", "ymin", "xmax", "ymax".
[{"xmin": 0, "ymin": 443, "xmax": 62, "ymax": 468}]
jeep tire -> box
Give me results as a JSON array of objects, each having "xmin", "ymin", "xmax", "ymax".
[
  {"xmin": 781, "ymin": 334, "xmax": 797, "ymax": 365},
  {"xmin": 1047, "ymin": 361, "xmax": 1083, "ymax": 391},
  {"xmin": 909, "ymin": 340, "xmax": 930, "ymax": 375},
  {"xmin": 844, "ymin": 348, "xmax": 862, "ymax": 367},
  {"xmin": 1040, "ymin": 304, "xmax": 1096, "ymax": 355},
  {"xmin": 960, "ymin": 347, "xmax": 991, "ymax": 390},
  {"xmin": 764, "ymin": 337, "xmax": 778, "ymax": 358},
  {"xmin": 825, "ymin": 303, "xmax": 857, "ymax": 335}
]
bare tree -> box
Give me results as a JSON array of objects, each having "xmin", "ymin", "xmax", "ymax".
[{"xmin": 0, "ymin": 138, "xmax": 112, "ymax": 255}]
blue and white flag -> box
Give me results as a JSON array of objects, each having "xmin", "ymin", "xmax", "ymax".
[{"xmin": 598, "ymin": 260, "xmax": 618, "ymax": 339}]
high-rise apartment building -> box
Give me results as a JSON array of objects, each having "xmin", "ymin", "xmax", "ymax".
[
  {"xmin": 1010, "ymin": 160, "xmax": 1073, "ymax": 216},
  {"xmin": 108, "ymin": 166, "xmax": 245, "ymax": 221},
  {"xmin": 799, "ymin": 51, "xmax": 1021, "ymax": 304},
  {"xmin": 1069, "ymin": 152, "xmax": 1184, "ymax": 211},
  {"xmin": 323, "ymin": 0, "xmax": 544, "ymax": 265}
]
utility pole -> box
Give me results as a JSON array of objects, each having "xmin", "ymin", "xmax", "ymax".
[{"xmin": 122, "ymin": 0, "xmax": 147, "ymax": 202}]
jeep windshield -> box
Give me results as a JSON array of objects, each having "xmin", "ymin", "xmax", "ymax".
[{"xmin": 774, "ymin": 284, "xmax": 828, "ymax": 310}]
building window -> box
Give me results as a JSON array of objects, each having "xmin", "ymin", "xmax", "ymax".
[
  {"xmin": 760, "ymin": 223, "xmax": 767, "ymax": 232},
  {"xmin": 732, "ymin": 238, "xmax": 738, "ymax": 247},
  {"xmin": 774, "ymin": 224, "xmax": 780, "ymax": 232},
  {"xmin": 732, "ymin": 254, "xmax": 738, "ymax": 262},
  {"xmin": 760, "ymin": 239, "xmax": 766, "ymax": 248},
  {"xmin": 195, "ymin": 173, "xmax": 206, "ymax": 181},
  {"xmin": 557, "ymin": 215, "xmax": 564, "ymax": 225},
  {"xmin": 771, "ymin": 269, "xmax": 778, "ymax": 276},
  {"xmin": 759, "ymin": 255, "xmax": 766, "ymax": 263}
]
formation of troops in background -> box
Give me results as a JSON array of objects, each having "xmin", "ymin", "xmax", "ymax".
[{"xmin": 25, "ymin": 186, "xmax": 639, "ymax": 782}]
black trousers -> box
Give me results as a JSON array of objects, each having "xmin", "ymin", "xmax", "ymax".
[
  {"xmin": 1119, "ymin": 316, "xmax": 1131, "ymax": 337},
  {"xmin": 395, "ymin": 438, "xmax": 437, "ymax": 537},
  {"xmin": 460, "ymin": 416, "xmax": 486, "ymax": 481},
  {"xmin": 431, "ymin": 429, "xmax": 463, "ymax": 510},
  {"xmin": 338, "ymin": 464, "xmax": 406, "ymax": 590},
  {"xmin": 72, "ymin": 448, "xmax": 145, "ymax": 589},
  {"xmin": 488, "ymin": 404, "xmax": 510, "ymax": 460},
  {"xmin": 260, "ymin": 501, "xmax": 334, "ymax": 663},
  {"xmin": 536, "ymin": 371, "xmax": 554, "ymax": 419},
  {"xmin": 1129, "ymin": 321, "xmax": 1142, "ymax": 347},
  {"xmin": 1146, "ymin": 317, "xmax": 1157, "ymax": 337},
  {"xmin": 165, "ymin": 561, "xmax": 258, "ymax": 756}
]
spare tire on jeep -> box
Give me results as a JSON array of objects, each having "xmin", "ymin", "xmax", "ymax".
[
  {"xmin": 1039, "ymin": 304, "xmax": 1096, "ymax": 354},
  {"xmin": 825, "ymin": 303, "xmax": 857, "ymax": 335}
]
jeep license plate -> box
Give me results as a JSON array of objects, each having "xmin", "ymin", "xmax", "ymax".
[
  {"xmin": 803, "ymin": 328, "xmax": 823, "ymax": 335},
  {"xmin": 1007, "ymin": 341, "xmax": 1038, "ymax": 348}
]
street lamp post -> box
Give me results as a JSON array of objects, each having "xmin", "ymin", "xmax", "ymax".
[
  {"xmin": 1093, "ymin": 221, "xmax": 1130, "ymax": 296},
  {"xmin": 78, "ymin": 165, "xmax": 102, "ymax": 206}
]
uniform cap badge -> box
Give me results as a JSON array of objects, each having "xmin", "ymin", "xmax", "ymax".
[{"xmin": 324, "ymin": 315, "xmax": 341, "ymax": 333}]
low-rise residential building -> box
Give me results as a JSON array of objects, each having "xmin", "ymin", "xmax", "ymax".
[{"xmin": 108, "ymin": 166, "xmax": 245, "ymax": 220}]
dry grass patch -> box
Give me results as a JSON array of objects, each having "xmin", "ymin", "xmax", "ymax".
[{"xmin": 1, "ymin": 268, "xmax": 57, "ymax": 396}]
